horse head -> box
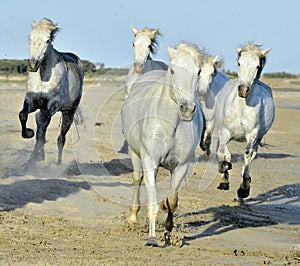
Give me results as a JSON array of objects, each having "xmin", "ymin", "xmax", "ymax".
[
  {"xmin": 131, "ymin": 26, "xmax": 160, "ymax": 74},
  {"xmin": 167, "ymin": 43, "xmax": 202, "ymax": 121},
  {"xmin": 28, "ymin": 18, "xmax": 59, "ymax": 72},
  {"xmin": 237, "ymin": 43, "xmax": 271, "ymax": 98},
  {"xmin": 198, "ymin": 55, "xmax": 222, "ymax": 100}
]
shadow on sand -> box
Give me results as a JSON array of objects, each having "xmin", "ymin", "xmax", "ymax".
[{"xmin": 179, "ymin": 183, "xmax": 300, "ymax": 243}]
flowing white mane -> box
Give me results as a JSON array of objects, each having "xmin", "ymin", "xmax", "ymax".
[
  {"xmin": 176, "ymin": 43, "xmax": 204, "ymax": 66},
  {"xmin": 32, "ymin": 18, "xmax": 60, "ymax": 40},
  {"xmin": 203, "ymin": 54, "xmax": 224, "ymax": 70},
  {"xmin": 133, "ymin": 27, "xmax": 161, "ymax": 55},
  {"xmin": 238, "ymin": 43, "xmax": 265, "ymax": 58}
]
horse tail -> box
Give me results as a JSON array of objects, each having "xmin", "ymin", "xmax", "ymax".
[
  {"xmin": 69, "ymin": 105, "xmax": 85, "ymax": 144},
  {"xmin": 74, "ymin": 105, "xmax": 85, "ymax": 127},
  {"xmin": 77, "ymin": 57, "xmax": 85, "ymax": 79}
]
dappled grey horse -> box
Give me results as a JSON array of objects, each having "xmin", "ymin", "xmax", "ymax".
[
  {"xmin": 212, "ymin": 43, "xmax": 274, "ymax": 200},
  {"xmin": 122, "ymin": 43, "xmax": 204, "ymax": 247},
  {"xmin": 19, "ymin": 18, "xmax": 84, "ymax": 164}
]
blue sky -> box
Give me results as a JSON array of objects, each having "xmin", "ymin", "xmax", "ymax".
[{"xmin": 0, "ymin": 0, "xmax": 299, "ymax": 73}]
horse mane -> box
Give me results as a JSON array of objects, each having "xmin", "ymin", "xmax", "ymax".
[
  {"xmin": 203, "ymin": 54, "xmax": 224, "ymax": 70},
  {"xmin": 238, "ymin": 42, "xmax": 265, "ymax": 59},
  {"xmin": 238, "ymin": 42, "xmax": 267, "ymax": 76},
  {"xmin": 176, "ymin": 42, "xmax": 204, "ymax": 66},
  {"xmin": 34, "ymin": 18, "xmax": 60, "ymax": 41},
  {"xmin": 135, "ymin": 28, "xmax": 162, "ymax": 55}
]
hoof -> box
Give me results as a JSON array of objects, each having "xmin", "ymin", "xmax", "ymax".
[
  {"xmin": 217, "ymin": 182, "xmax": 230, "ymax": 190},
  {"xmin": 164, "ymin": 231, "xmax": 171, "ymax": 246},
  {"xmin": 126, "ymin": 217, "xmax": 137, "ymax": 226},
  {"xmin": 237, "ymin": 187, "xmax": 250, "ymax": 198},
  {"xmin": 22, "ymin": 128, "xmax": 34, "ymax": 138},
  {"xmin": 145, "ymin": 237, "xmax": 159, "ymax": 247}
]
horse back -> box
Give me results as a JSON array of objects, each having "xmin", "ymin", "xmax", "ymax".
[{"xmin": 59, "ymin": 52, "xmax": 85, "ymax": 79}]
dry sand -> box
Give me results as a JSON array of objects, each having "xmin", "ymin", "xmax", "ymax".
[{"xmin": 0, "ymin": 75, "xmax": 299, "ymax": 265}]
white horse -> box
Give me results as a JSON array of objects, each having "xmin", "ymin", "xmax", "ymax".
[
  {"xmin": 125, "ymin": 27, "xmax": 168, "ymax": 99},
  {"xmin": 213, "ymin": 43, "xmax": 274, "ymax": 200},
  {"xmin": 122, "ymin": 43, "xmax": 204, "ymax": 246},
  {"xmin": 19, "ymin": 18, "xmax": 84, "ymax": 164},
  {"xmin": 198, "ymin": 54, "xmax": 229, "ymax": 158}
]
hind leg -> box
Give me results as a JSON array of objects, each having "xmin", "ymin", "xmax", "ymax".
[
  {"xmin": 57, "ymin": 110, "xmax": 75, "ymax": 164},
  {"xmin": 30, "ymin": 111, "xmax": 51, "ymax": 161},
  {"xmin": 19, "ymin": 97, "xmax": 37, "ymax": 138}
]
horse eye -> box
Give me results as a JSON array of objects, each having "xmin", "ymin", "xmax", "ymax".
[
  {"xmin": 198, "ymin": 69, "xmax": 201, "ymax": 76},
  {"xmin": 238, "ymin": 62, "xmax": 240, "ymax": 66},
  {"xmin": 170, "ymin": 69, "xmax": 174, "ymax": 74},
  {"xmin": 132, "ymin": 42, "xmax": 135, "ymax": 47},
  {"xmin": 256, "ymin": 65, "xmax": 260, "ymax": 69},
  {"xmin": 46, "ymin": 39, "xmax": 50, "ymax": 43}
]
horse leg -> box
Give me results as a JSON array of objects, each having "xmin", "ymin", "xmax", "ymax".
[
  {"xmin": 216, "ymin": 129, "xmax": 232, "ymax": 190},
  {"xmin": 19, "ymin": 97, "xmax": 37, "ymax": 138},
  {"xmin": 200, "ymin": 128, "xmax": 211, "ymax": 159},
  {"xmin": 127, "ymin": 152, "xmax": 143, "ymax": 225},
  {"xmin": 143, "ymin": 159, "xmax": 159, "ymax": 247},
  {"xmin": 30, "ymin": 111, "xmax": 51, "ymax": 161},
  {"xmin": 237, "ymin": 137, "xmax": 260, "ymax": 199},
  {"xmin": 57, "ymin": 110, "xmax": 75, "ymax": 164},
  {"xmin": 200, "ymin": 121, "xmax": 212, "ymax": 160},
  {"xmin": 160, "ymin": 164, "xmax": 188, "ymax": 245}
]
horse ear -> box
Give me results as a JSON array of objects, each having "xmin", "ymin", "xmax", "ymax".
[
  {"xmin": 31, "ymin": 20, "xmax": 37, "ymax": 29},
  {"xmin": 152, "ymin": 28, "xmax": 159, "ymax": 36},
  {"xmin": 213, "ymin": 55, "xmax": 219, "ymax": 64},
  {"xmin": 261, "ymin": 48, "xmax": 272, "ymax": 56},
  {"xmin": 236, "ymin": 47, "xmax": 242, "ymax": 54},
  {"xmin": 167, "ymin": 46, "xmax": 176, "ymax": 59},
  {"xmin": 131, "ymin": 26, "xmax": 138, "ymax": 36}
]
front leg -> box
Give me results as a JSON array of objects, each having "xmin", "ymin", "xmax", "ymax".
[
  {"xmin": 30, "ymin": 111, "xmax": 51, "ymax": 162},
  {"xmin": 143, "ymin": 160, "xmax": 159, "ymax": 247},
  {"xmin": 216, "ymin": 128, "xmax": 232, "ymax": 190},
  {"xmin": 237, "ymin": 134, "xmax": 260, "ymax": 199},
  {"xmin": 127, "ymin": 152, "xmax": 143, "ymax": 225},
  {"xmin": 160, "ymin": 164, "xmax": 188, "ymax": 246},
  {"xmin": 19, "ymin": 97, "xmax": 37, "ymax": 138}
]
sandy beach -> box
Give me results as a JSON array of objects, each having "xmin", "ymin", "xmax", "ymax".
[{"xmin": 0, "ymin": 74, "xmax": 299, "ymax": 265}]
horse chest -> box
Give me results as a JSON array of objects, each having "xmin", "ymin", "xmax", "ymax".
[{"xmin": 224, "ymin": 104, "xmax": 259, "ymax": 140}]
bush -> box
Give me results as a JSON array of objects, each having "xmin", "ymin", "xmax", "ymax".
[{"xmin": 263, "ymin": 72, "xmax": 298, "ymax": 79}]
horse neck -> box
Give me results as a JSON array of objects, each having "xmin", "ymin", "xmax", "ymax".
[
  {"xmin": 39, "ymin": 45, "xmax": 60, "ymax": 80},
  {"xmin": 147, "ymin": 54, "xmax": 153, "ymax": 61}
]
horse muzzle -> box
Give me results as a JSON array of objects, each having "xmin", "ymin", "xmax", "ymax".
[
  {"xmin": 238, "ymin": 84, "xmax": 249, "ymax": 98},
  {"xmin": 28, "ymin": 58, "xmax": 40, "ymax": 72},
  {"xmin": 133, "ymin": 62, "xmax": 144, "ymax": 74},
  {"xmin": 179, "ymin": 101, "xmax": 196, "ymax": 121}
]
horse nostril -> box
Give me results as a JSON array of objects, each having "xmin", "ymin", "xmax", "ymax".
[
  {"xmin": 180, "ymin": 103, "xmax": 185, "ymax": 112},
  {"xmin": 28, "ymin": 58, "xmax": 39, "ymax": 72},
  {"xmin": 133, "ymin": 62, "xmax": 144, "ymax": 73}
]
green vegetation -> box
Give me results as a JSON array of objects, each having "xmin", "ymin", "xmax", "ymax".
[
  {"xmin": 0, "ymin": 59, "xmax": 298, "ymax": 79},
  {"xmin": 225, "ymin": 69, "xmax": 238, "ymax": 78},
  {"xmin": 0, "ymin": 59, "xmax": 129, "ymax": 78},
  {"xmin": 263, "ymin": 72, "xmax": 298, "ymax": 79},
  {"xmin": 0, "ymin": 59, "xmax": 28, "ymax": 74}
]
